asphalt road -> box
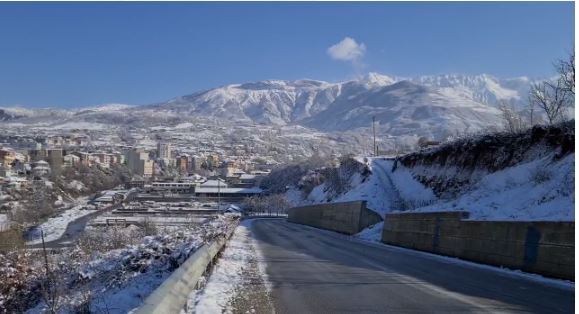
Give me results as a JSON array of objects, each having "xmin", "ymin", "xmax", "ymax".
[{"xmin": 250, "ymin": 219, "xmax": 574, "ymax": 314}]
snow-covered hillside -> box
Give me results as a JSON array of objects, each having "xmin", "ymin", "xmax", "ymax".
[
  {"xmin": 288, "ymin": 158, "xmax": 437, "ymax": 215},
  {"xmin": 142, "ymin": 72, "xmax": 537, "ymax": 138},
  {"xmin": 414, "ymin": 153, "xmax": 574, "ymax": 221},
  {"xmin": 411, "ymin": 74, "xmax": 536, "ymax": 109},
  {"xmin": 146, "ymin": 80, "xmax": 342, "ymax": 125},
  {"xmin": 281, "ymin": 122, "xmax": 574, "ymax": 222},
  {"xmin": 301, "ymin": 80, "xmax": 501, "ymax": 138}
]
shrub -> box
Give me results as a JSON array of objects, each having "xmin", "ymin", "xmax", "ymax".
[{"xmin": 530, "ymin": 167, "xmax": 552, "ymax": 184}]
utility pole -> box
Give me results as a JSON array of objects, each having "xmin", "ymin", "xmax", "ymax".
[
  {"xmin": 41, "ymin": 229, "xmax": 49, "ymax": 273},
  {"xmin": 217, "ymin": 177, "xmax": 221, "ymax": 211},
  {"xmin": 372, "ymin": 116, "xmax": 377, "ymax": 156}
]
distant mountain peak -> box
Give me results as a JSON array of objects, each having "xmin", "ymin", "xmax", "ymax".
[
  {"xmin": 80, "ymin": 103, "xmax": 133, "ymax": 111},
  {"xmin": 362, "ymin": 72, "xmax": 397, "ymax": 87}
]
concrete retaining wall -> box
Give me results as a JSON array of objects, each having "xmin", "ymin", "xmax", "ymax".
[
  {"xmin": 288, "ymin": 201, "xmax": 383, "ymax": 235},
  {"xmin": 135, "ymin": 228, "xmax": 235, "ymax": 314},
  {"xmin": 382, "ymin": 211, "xmax": 574, "ymax": 280}
]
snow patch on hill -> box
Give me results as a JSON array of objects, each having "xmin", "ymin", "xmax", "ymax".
[
  {"xmin": 413, "ymin": 153, "xmax": 574, "ymax": 221},
  {"xmin": 291, "ymin": 158, "xmax": 437, "ymax": 216},
  {"xmin": 49, "ymin": 121, "xmax": 110, "ymax": 130},
  {"xmin": 286, "ymin": 150, "xmax": 573, "ymax": 222}
]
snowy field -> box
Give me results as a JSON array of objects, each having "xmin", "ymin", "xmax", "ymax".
[
  {"xmin": 26, "ymin": 197, "xmax": 94, "ymax": 245},
  {"xmin": 38, "ymin": 121, "xmax": 111, "ymax": 131}
]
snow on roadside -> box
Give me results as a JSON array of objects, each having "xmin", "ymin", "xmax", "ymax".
[
  {"xmin": 24, "ymin": 217, "xmax": 236, "ymax": 314},
  {"xmin": 26, "ymin": 197, "xmax": 93, "ymax": 244},
  {"xmin": 190, "ymin": 219, "xmax": 270, "ymax": 313},
  {"xmin": 355, "ymin": 222, "xmax": 384, "ymax": 242}
]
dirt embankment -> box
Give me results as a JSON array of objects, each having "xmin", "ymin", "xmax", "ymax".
[{"xmin": 399, "ymin": 121, "xmax": 574, "ymax": 197}]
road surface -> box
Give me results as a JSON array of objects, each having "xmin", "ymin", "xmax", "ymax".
[{"xmin": 251, "ymin": 219, "xmax": 574, "ymax": 313}]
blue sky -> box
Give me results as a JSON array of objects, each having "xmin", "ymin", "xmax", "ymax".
[{"xmin": 0, "ymin": 2, "xmax": 574, "ymax": 108}]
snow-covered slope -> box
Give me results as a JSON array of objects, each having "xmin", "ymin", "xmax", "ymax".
[
  {"xmin": 140, "ymin": 72, "xmax": 537, "ymax": 138},
  {"xmin": 414, "ymin": 153, "xmax": 574, "ymax": 221},
  {"xmin": 301, "ymin": 80, "xmax": 501, "ymax": 138},
  {"xmin": 144, "ymin": 79, "xmax": 343, "ymax": 125},
  {"xmin": 288, "ymin": 153, "xmax": 573, "ymax": 222},
  {"xmin": 286, "ymin": 157, "xmax": 437, "ymax": 216},
  {"xmin": 282, "ymin": 122, "xmax": 574, "ymax": 221},
  {"xmin": 411, "ymin": 74, "xmax": 535, "ymax": 109}
]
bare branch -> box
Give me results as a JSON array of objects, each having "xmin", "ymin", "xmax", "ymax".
[{"xmin": 529, "ymin": 79, "xmax": 571, "ymax": 125}]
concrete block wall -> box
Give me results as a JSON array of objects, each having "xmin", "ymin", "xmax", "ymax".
[
  {"xmin": 382, "ymin": 211, "xmax": 574, "ymax": 280},
  {"xmin": 288, "ymin": 201, "xmax": 382, "ymax": 235}
]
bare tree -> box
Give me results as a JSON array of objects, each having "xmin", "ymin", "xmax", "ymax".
[
  {"xmin": 498, "ymin": 101, "xmax": 524, "ymax": 133},
  {"xmin": 555, "ymin": 50, "xmax": 575, "ymax": 95},
  {"xmin": 527, "ymin": 92, "xmax": 536, "ymax": 126},
  {"xmin": 526, "ymin": 51, "xmax": 575, "ymax": 126},
  {"xmin": 529, "ymin": 79, "xmax": 571, "ymax": 125},
  {"xmin": 141, "ymin": 217, "xmax": 158, "ymax": 236},
  {"xmin": 242, "ymin": 194, "xmax": 290, "ymax": 216},
  {"xmin": 40, "ymin": 231, "xmax": 64, "ymax": 314}
]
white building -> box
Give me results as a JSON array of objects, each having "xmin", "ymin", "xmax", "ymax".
[{"xmin": 63, "ymin": 154, "xmax": 80, "ymax": 168}]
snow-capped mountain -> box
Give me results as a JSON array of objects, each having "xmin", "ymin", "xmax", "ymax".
[
  {"xmin": 142, "ymin": 79, "xmax": 342, "ymax": 125},
  {"xmin": 301, "ymin": 80, "xmax": 501, "ymax": 138},
  {"xmin": 0, "ymin": 72, "xmax": 541, "ymax": 139},
  {"xmin": 76, "ymin": 103, "xmax": 133, "ymax": 113},
  {"xmin": 411, "ymin": 74, "xmax": 535, "ymax": 108},
  {"xmin": 137, "ymin": 72, "xmax": 536, "ymax": 137}
]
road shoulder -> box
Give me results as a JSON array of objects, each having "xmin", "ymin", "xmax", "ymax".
[{"xmin": 192, "ymin": 219, "xmax": 274, "ymax": 314}]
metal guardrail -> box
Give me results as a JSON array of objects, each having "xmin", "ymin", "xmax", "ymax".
[
  {"xmin": 244, "ymin": 212, "xmax": 288, "ymax": 218},
  {"xmin": 105, "ymin": 218, "xmax": 127, "ymax": 226},
  {"xmin": 134, "ymin": 225, "xmax": 237, "ymax": 314}
]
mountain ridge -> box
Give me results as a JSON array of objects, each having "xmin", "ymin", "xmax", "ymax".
[{"xmin": 0, "ymin": 72, "xmax": 544, "ymax": 139}]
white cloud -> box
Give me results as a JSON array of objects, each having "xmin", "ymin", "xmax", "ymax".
[{"xmin": 327, "ymin": 37, "xmax": 366, "ymax": 62}]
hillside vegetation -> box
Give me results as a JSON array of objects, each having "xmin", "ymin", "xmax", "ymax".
[{"xmin": 401, "ymin": 120, "xmax": 574, "ymax": 197}]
